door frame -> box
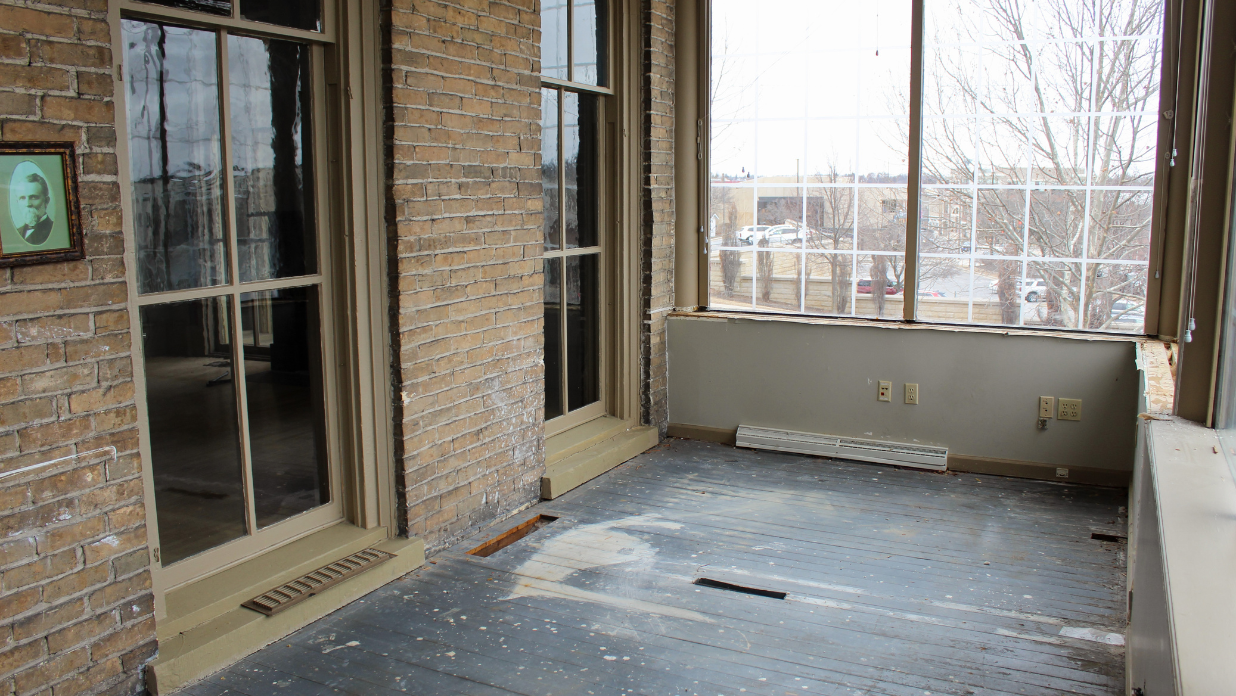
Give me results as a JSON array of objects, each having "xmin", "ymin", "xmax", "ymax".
[{"xmin": 109, "ymin": 0, "xmax": 395, "ymax": 618}]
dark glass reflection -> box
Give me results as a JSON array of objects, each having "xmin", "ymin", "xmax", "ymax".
[
  {"xmin": 544, "ymin": 258, "xmax": 563, "ymax": 420},
  {"xmin": 241, "ymin": 0, "xmax": 322, "ymax": 32},
  {"xmin": 564, "ymin": 92, "xmax": 599, "ymax": 249},
  {"xmin": 542, "ymin": 88, "xmax": 560, "ymax": 251},
  {"xmin": 141, "ymin": 298, "xmax": 247, "ymax": 565},
  {"xmin": 229, "ymin": 35, "xmax": 317, "ymax": 282},
  {"xmin": 123, "ymin": 20, "xmax": 228, "ymax": 295},
  {"xmin": 241, "ymin": 286, "xmax": 329, "ymax": 528},
  {"xmin": 541, "ymin": 0, "xmax": 568, "ymax": 79},
  {"xmin": 573, "ymin": 0, "xmax": 608, "ymax": 86},
  {"xmin": 565, "ymin": 254, "xmax": 599, "ymax": 411},
  {"xmin": 132, "ymin": 0, "xmax": 230, "ymax": 16}
]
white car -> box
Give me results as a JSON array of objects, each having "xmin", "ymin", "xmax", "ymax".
[
  {"xmin": 762, "ymin": 225, "xmax": 805, "ymax": 246},
  {"xmin": 734, "ymin": 225, "xmax": 772, "ymax": 245},
  {"xmin": 989, "ymin": 278, "xmax": 1049, "ymax": 302}
]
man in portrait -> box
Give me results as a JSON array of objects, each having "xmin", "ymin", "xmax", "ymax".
[{"xmin": 14, "ymin": 171, "xmax": 53, "ymax": 246}]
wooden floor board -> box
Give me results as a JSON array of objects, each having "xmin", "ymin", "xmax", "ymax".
[{"xmin": 174, "ymin": 439, "xmax": 1126, "ymax": 695}]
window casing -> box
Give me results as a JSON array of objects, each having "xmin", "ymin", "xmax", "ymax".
[{"xmin": 706, "ymin": 0, "xmax": 1166, "ymax": 334}]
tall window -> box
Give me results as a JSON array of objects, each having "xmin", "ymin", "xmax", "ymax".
[
  {"xmin": 122, "ymin": 2, "xmax": 335, "ymax": 569},
  {"xmin": 709, "ymin": 0, "xmax": 1163, "ymax": 333},
  {"xmin": 541, "ymin": 0, "xmax": 607, "ymax": 423}
]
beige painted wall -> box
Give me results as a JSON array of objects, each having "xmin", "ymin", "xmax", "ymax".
[{"xmin": 668, "ymin": 315, "xmax": 1139, "ymax": 471}]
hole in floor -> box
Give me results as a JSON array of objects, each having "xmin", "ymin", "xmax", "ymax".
[
  {"xmin": 693, "ymin": 577, "xmax": 787, "ymax": 600},
  {"xmin": 467, "ymin": 514, "xmax": 559, "ymax": 557},
  {"xmin": 1091, "ymin": 532, "xmax": 1127, "ymax": 543}
]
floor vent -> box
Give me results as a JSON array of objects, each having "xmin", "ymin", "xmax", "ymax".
[
  {"xmin": 736, "ymin": 425, "xmax": 948, "ymax": 472},
  {"xmin": 694, "ymin": 577, "xmax": 787, "ymax": 600},
  {"xmin": 241, "ymin": 547, "xmax": 395, "ymax": 616},
  {"xmin": 1091, "ymin": 532, "xmax": 1128, "ymax": 543},
  {"xmin": 468, "ymin": 514, "xmax": 559, "ymax": 557}
]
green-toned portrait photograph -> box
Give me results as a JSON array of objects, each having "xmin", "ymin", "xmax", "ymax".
[{"xmin": 0, "ymin": 142, "xmax": 83, "ymax": 267}]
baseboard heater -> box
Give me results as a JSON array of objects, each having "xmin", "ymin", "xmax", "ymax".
[{"xmin": 735, "ymin": 425, "xmax": 948, "ymax": 472}]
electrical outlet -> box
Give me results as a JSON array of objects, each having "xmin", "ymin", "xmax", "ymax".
[
  {"xmin": 1058, "ymin": 398, "xmax": 1082, "ymax": 421},
  {"xmin": 1039, "ymin": 396, "xmax": 1055, "ymax": 419},
  {"xmin": 878, "ymin": 381, "xmax": 892, "ymax": 402},
  {"xmin": 905, "ymin": 383, "xmax": 919, "ymax": 405}
]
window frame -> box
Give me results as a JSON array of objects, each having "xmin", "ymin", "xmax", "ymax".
[
  {"xmin": 693, "ymin": 0, "xmax": 1181, "ymax": 339},
  {"xmin": 540, "ymin": 0, "xmax": 620, "ymax": 438}
]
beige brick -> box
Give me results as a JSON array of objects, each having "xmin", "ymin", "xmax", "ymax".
[
  {"xmin": 0, "ymin": 398, "xmax": 55, "ymax": 430},
  {"xmin": 82, "ymin": 528, "xmax": 144, "ymax": 566},
  {"xmin": 64, "ymin": 333, "xmax": 128, "ymax": 363},
  {"xmin": 12, "ymin": 647, "xmax": 88, "ymax": 695},
  {"xmin": 13, "ymin": 599, "xmax": 87, "ymax": 643},
  {"xmin": 42, "ymin": 96, "xmax": 113, "ymax": 124},
  {"xmin": 42, "ymin": 562, "xmax": 109, "ymax": 604},
  {"xmin": 18, "ymin": 417, "xmax": 93, "ymax": 451},
  {"xmin": 0, "ymin": 344, "xmax": 48, "ymax": 374},
  {"xmin": 15, "ymin": 314, "xmax": 91, "ymax": 344},
  {"xmin": 47, "ymin": 611, "xmax": 116, "ymax": 655},
  {"xmin": 0, "ymin": 5, "xmax": 76, "ymax": 38},
  {"xmin": 67, "ymin": 384, "xmax": 132, "ymax": 415},
  {"xmin": 0, "ymin": 638, "xmax": 44, "ymax": 677},
  {"xmin": 3, "ymin": 548, "xmax": 79, "ymax": 592}
]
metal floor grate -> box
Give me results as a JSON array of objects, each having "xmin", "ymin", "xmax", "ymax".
[{"xmin": 241, "ymin": 547, "xmax": 395, "ymax": 616}]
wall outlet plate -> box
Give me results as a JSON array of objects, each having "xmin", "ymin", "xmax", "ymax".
[
  {"xmin": 878, "ymin": 381, "xmax": 892, "ymax": 402},
  {"xmin": 905, "ymin": 383, "xmax": 919, "ymax": 405},
  {"xmin": 1058, "ymin": 398, "xmax": 1082, "ymax": 421},
  {"xmin": 1039, "ymin": 396, "xmax": 1055, "ymax": 419}
]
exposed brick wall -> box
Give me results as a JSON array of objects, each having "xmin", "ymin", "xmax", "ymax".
[
  {"xmin": 385, "ymin": 0, "xmax": 546, "ymax": 552},
  {"xmin": 641, "ymin": 0, "xmax": 675, "ymax": 435},
  {"xmin": 0, "ymin": 3, "xmax": 155, "ymax": 696}
]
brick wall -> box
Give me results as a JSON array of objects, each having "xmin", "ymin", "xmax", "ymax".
[
  {"xmin": 386, "ymin": 0, "xmax": 546, "ymax": 551},
  {"xmin": 641, "ymin": 0, "xmax": 675, "ymax": 435},
  {"xmin": 0, "ymin": 3, "xmax": 154, "ymax": 696}
]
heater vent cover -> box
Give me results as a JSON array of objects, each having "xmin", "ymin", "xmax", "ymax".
[{"xmin": 736, "ymin": 425, "xmax": 948, "ymax": 471}]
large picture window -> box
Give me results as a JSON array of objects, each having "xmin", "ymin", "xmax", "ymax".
[{"xmin": 708, "ymin": 0, "xmax": 1164, "ymax": 333}]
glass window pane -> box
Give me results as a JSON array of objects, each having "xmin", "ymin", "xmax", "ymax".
[
  {"xmin": 140, "ymin": 297, "xmax": 246, "ymax": 565},
  {"xmin": 132, "ymin": 0, "xmax": 230, "ymax": 16},
  {"xmin": 855, "ymin": 254, "xmax": 904, "ymax": 319},
  {"xmin": 573, "ymin": 0, "xmax": 607, "ymax": 86},
  {"xmin": 563, "ymin": 91, "xmax": 599, "ymax": 249},
  {"xmin": 241, "ymin": 286, "xmax": 329, "ymax": 528},
  {"xmin": 1084, "ymin": 263, "xmax": 1147, "ymax": 333},
  {"xmin": 122, "ymin": 20, "xmax": 229, "ymax": 295},
  {"xmin": 752, "ymin": 249, "xmax": 806, "ymax": 313},
  {"xmin": 565, "ymin": 254, "xmax": 599, "ymax": 411},
  {"xmin": 542, "ymin": 88, "xmax": 560, "ymax": 251},
  {"xmin": 803, "ymin": 253, "xmax": 855, "ymax": 316},
  {"xmin": 544, "ymin": 258, "xmax": 563, "ymax": 420},
  {"xmin": 916, "ymin": 257, "xmax": 976, "ymax": 322},
  {"xmin": 228, "ymin": 35, "xmax": 317, "ymax": 282},
  {"xmin": 541, "ymin": 0, "xmax": 568, "ymax": 79},
  {"xmin": 920, "ymin": 1, "xmax": 1162, "ymax": 332},
  {"xmin": 241, "ymin": 0, "xmax": 322, "ymax": 32}
]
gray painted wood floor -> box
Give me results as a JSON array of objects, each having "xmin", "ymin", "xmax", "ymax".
[{"xmin": 177, "ymin": 438, "xmax": 1128, "ymax": 696}]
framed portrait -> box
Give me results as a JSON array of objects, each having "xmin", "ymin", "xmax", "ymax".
[{"xmin": 0, "ymin": 142, "xmax": 83, "ymax": 267}]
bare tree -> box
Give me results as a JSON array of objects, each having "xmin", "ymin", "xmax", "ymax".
[{"xmin": 919, "ymin": 0, "xmax": 1161, "ymax": 329}]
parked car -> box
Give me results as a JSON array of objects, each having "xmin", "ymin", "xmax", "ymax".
[
  {"xmin": 988, "ymin": 278, "xmax": 1049, "ymax": 302},
  {"xmin": 762, "ymin": 225, "xmax": 804, "ymax": 245},
  {"xmin": 918, "ymin": 290, "xmax": 946, "ymax": 298},
  {"xmin": 735, "ymin": 225, "xmax": 772, "ymax": 245},
  {"xmin": 857, "ymin": 279, "xmax": 898, "ymax": 295}
]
